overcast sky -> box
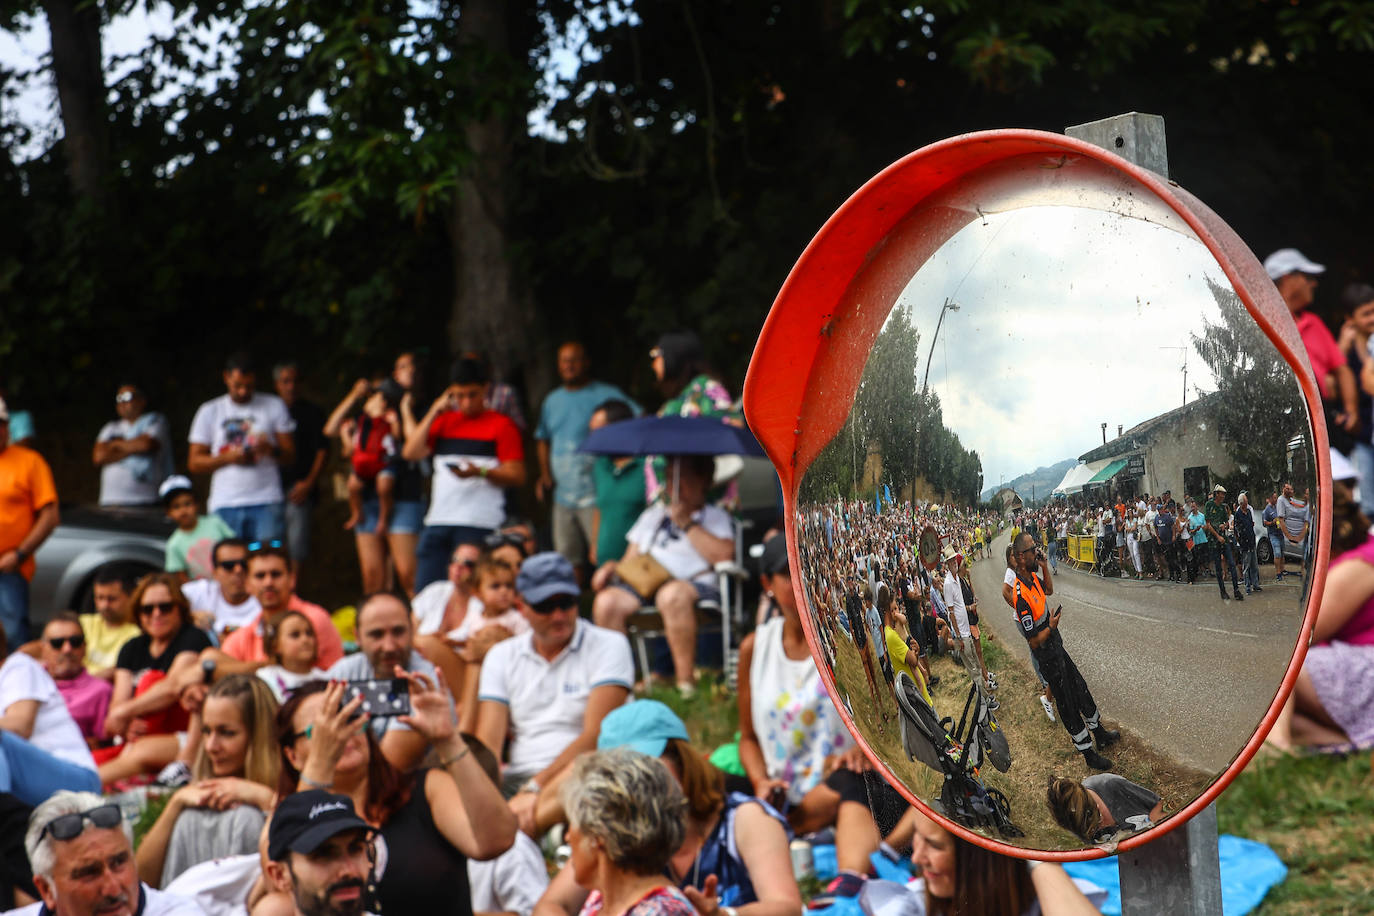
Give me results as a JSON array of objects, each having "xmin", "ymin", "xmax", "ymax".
[{"xmin": 888, "ymin": 205, "xmax": 1236, "ymax": 493}]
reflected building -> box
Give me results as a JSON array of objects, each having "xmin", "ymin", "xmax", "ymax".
[{"xmin": 1056, "ymin": 389, "xmax": 1311, "ymax": 504}]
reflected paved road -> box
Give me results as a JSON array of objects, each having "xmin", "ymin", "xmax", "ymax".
[{"xmin": 971, "ymin": 531, "xmax": 1304, "ymax": 771}]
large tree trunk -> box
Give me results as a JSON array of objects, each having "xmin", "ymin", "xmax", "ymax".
[
  {"xmin": 43, "ymin": 0, "xmax": 108, "ymax": 199},
  {"xmin": 446, "ymin": 0, "xmax": 548, "ymax": 406}
]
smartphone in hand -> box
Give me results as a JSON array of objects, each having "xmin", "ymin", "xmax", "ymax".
[{"xmin": 344, "ymin": 678, "xmax": 411, "ymax": 719}]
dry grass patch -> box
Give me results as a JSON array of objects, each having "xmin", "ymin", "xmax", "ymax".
[{"xmin": 827, "ymin": 623, "xmax": 1212, "ymax": 850}]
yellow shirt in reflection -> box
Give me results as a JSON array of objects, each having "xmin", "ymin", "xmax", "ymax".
[
  {"xmin": 80, "ymin": 614, "xmax": 142, "ymax": 673},
  {"xmin": 885, "ymin": 625, "xmax": 931, "ymax": 705}
]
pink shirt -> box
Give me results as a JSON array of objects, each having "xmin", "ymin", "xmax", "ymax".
[
  {"xmin": 54, "ymin": 669, "xmax": 112, "ymax": 741},
  {"xmin": 220, "ymin": 594, "xmax": 345, "ymax": 668},
  {"xmin": 1295, "ymin": 311, "xmax": 1344, "ymax": 399},
  {"xmin": 1328, "ymin": 536, "xmax": 1374, "ymax": 647}
]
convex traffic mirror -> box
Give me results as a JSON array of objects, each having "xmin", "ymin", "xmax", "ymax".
[{"xmin": 743, "ymin": 129, "xmax": 1330, "ymax": 857}]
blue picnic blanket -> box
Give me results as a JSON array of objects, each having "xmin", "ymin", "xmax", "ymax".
[
  {"xmin": 809, "ymin": 834, "xmax": 1285, "ymax": 915},
  {"xmin": 1063, "ymin": 834, "xmax": 1287, "ymax": 916}
]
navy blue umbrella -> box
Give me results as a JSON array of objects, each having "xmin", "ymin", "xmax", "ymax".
[{"xmin": 577, "ymin": 414, "xmax": 766, "ymax": 457}]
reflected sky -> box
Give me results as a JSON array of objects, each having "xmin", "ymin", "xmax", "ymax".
[{"xmin": 893, "ymin": 206, "xmax": 1231, "ymax": 491}]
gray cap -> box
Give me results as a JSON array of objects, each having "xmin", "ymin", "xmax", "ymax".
[{"xmin": 516, "ymin": 551, "xmax": 581, "ymax": 605}]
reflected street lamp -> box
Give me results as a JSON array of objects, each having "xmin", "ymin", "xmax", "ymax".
[{"xmin": 911, "ymin": 299, "xmax": 960, "ymax": 504}]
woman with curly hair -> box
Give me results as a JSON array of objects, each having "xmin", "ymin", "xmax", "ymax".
[{"xmin": 563, "ymin": 748, "xmax": 696, "ymax": 916}]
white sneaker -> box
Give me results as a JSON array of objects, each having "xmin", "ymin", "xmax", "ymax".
[{"xmin": 1040, "ymin": 696, "xmax": 1056, "ymax": 721}]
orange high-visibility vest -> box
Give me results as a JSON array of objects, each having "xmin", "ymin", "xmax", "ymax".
[{"xmin": 1013, "ymin": 572, "xmax": 1048, "ymax": 635}]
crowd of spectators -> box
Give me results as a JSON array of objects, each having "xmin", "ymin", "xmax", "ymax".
[{"xmin": 1012, "ymin": 482, "xmax": 1310, "ymax": 601}]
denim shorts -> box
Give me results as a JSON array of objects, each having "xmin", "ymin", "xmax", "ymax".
[{"xmin": 358, "ymin": 498, "xmax": 425, "ymax": 535}]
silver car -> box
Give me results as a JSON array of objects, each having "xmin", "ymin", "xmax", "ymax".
[
  {"xmin": 29, "ymin": 505, "xmax": 171, "ymax": 623},
  {"xmin": 1247, "ymin": 505, "xmax": 1306, "ymax": 566}
]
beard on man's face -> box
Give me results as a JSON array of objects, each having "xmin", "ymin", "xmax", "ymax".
[{"xmin": 294, "ymin": 876, "xmax": 368, "ymax": 916}]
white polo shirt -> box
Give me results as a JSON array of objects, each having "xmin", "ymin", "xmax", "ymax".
[
  {"xmin": 3, "ymin": 883, "xmax": 205, "ymax": 915},
  {"xmin": 478, "ymin": 619, "xmax": 633, "ymax": 779}
]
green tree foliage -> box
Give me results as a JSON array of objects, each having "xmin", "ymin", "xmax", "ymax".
[
  {"xmin": 1, "ymin": 0, "xmax": 1373, "ymax": 463},
  {"xmin": 1191, "ymin": 276, "xmax": 1309, "ymax": 496}
]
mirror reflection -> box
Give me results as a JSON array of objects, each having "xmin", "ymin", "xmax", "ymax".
[{"xmin": 794, "ymin": 204, "xmax": 1316, "ymax": 851}]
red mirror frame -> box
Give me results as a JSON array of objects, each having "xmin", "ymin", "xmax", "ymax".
[{"xmin": 742, "ymin": 128, "xmax": 1331, "ymax": 860}]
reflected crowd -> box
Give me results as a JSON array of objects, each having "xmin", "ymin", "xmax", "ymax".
[{"xmin": 1011, "ymin": 484, "xmax": 1311, "ymax": 601}]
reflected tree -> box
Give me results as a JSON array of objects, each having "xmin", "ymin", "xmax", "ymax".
[
  {"xmin": 801, "ymin": 304, "xmax": 982, "ymax": 504},
  {"xmin": 1192, "ymin": 277, "xmax": 1308, "ymax": 495}
]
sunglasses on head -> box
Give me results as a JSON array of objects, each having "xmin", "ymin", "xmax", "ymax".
[
  {"xmin": 140, "ymin": 601, "xmax": 177, "ymax": 617},
  {"xmin": 48, "ymin": 634, "xmax": 85, "ymax": 650},
  {"xmin": 39, "ymin": 804, "xmax": 123, "ymax": 842},
  {"xmin": 648, "ymin": 347, "xmax": 663, "ymax": 360},
  {"xmin": 247, "ymin": 539, "xmax": 284, "ymax": 553},
  {"xmin": 115, "ymin": 391, "xmax": 137, "ymax": 404},
  {"xmin": 531, "ymin": 595, "xmax": 577, "ymax": 615},
  {"xmin": 484, "ymin": 532, "xmax": 527, "ymax": 552}
]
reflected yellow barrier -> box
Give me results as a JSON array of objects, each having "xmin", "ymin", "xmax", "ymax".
[{"xmin": 1067, "ymin": 534, "xmax": 1096, "ymax": 569}]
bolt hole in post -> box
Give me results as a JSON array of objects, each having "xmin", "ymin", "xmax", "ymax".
[{"xmin": 1115, "ymin": 136, "xmax": 1125, "ymax": 148}]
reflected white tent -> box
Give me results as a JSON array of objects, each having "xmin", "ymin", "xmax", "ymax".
[{"xmin": 1052, "ymin": 458, "xmax": 1115, "ymax": 495}]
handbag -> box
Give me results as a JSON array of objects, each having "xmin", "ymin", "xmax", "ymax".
[{"xmin": 616, "ymin": 553, "xmax": 674, "ymax": 601}]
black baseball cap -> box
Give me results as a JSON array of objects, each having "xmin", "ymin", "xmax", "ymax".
[
  {"xmin": 759, "ymin": 535, "xmax": 791, "ymax": 577},
  {"xmin": 268, "ymin": 790, "xmax": 373, "ymax": 861}
]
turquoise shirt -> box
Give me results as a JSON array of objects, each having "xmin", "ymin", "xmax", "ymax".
[
  {"xmin": 535, "ymin": 382, "xmax": 638, "ymax": 508},
  {"xmin": 592, "ymin": 456, "xmax": 647, "ymax": 563}
]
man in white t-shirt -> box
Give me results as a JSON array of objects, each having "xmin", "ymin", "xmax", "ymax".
[
  {"xmin": 477, "ymin": 553, "xmax": 632, "ymax": 837},
  {"xmin": 180, "ymin": 538, "xmax": 261, "ymax": 636},
  {"xmin": 187, "ymin": 352, "xmax": 296, "ymax": 543},
  {"xmin": 8, "ymin": 790, "xmax": 205, "ymax": 916},
  {"xmin": 0, "ymin": 642, "xmax": 101, "ymax": 806},
  {"xmin": 941, "ymin": 546, "xmax": 995, "ymax": 711},
  {"xmin": 92, "ymin": 385, "xmax": 174, "ymax": 507}
]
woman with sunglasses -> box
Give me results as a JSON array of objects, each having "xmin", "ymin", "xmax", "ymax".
[
  {"xmin": 256, "ymin": 675, "xmax": 515, "ymax": 915},
  {"xmin": 95, "ymin": 573, "xmax": 212, "ymax": 786},
  {"xmin": 135, "ymin": 675, "xmax": 280, "ymax": 887},
  {"xmin": 0, "ymin": 626, "xmax": 101, "ymax": 806}
]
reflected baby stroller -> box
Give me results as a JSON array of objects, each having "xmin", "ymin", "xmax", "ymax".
[{"xmin": 893, "ymin": 671, "xmax": 1023, "ymax": 838}]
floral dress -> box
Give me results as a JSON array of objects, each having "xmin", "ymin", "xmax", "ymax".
[
  {"xmin": 577, "ymin": 886, "xmax": 696, "ymax": 916},
  {"xmin": 647, "ymin": 373, "xmax": 742, "ymax": 503}
]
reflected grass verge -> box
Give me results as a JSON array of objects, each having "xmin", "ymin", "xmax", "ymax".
[{"xmin": 826, "ymin": 623, "xmax": 1214, "ymax": 850}]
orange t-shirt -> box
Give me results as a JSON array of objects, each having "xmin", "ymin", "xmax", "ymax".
[
  {"xmin": 0, "ymin": 445, "xmax": 57, "ymax": 580},
  {"xmin": 219, "ymin": 594, "xmax": 345, "ymax": 669}
]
